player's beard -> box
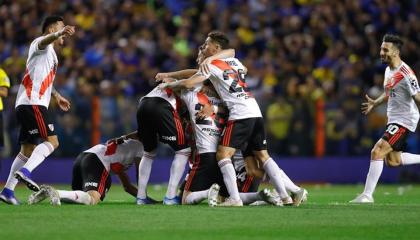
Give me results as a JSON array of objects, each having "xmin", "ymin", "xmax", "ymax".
[{"xmin": 380, "ymin": 56, "xmax": 389, "ymax": 64}]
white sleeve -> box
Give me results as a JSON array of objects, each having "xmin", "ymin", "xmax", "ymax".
[
  {"xmin": 407, "ymin": 74, "xmax": 420, "ymax": 96},
  {"xmin": 31, "ymin": 37, "xmax": 48, "ymax": 54}
]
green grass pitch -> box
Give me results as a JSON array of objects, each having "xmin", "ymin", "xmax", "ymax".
[{"xmin": 1, "ymin": 184, "xmax": 420, "ymax": 240}]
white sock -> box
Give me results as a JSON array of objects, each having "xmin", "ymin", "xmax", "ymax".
[
  {"xmin": 23, "ymin": 142, "xmax": 54, "ymax": 172},
  {"xmin": 239, "ymin": 192, "xmax": 261, "ymax": 205},
  {"xmin": 166, "ymin": 148, "xmax": 190, "ymax": 199},
  {"xmin": 218, "ymin": 158, "xmax": 240, "ymax": 201},
  {"xmin": 362, "ymin": 160, "xmax": 384, "ymax": 197},
  {"xmin": 263, "ymin": 158, "xmax": 289, "ymax": 199},
  {"xmin": 137, "ymin": 150, "xmax": 156, "ymax": 199},
  {"xmin": 185, "ymin": 190, "xmax": 208, "ymax": 204},
  {"xmin": 58, "ymin": 190, "xmax": 92, "ymax": 205},
  {"xmin": 4, "ymin": 153, "xmax": 28, "ymax": 190},
  {"xmin": 279, "ymin": 169, "xmax": 301, "ymax": 193},
  {"xmin": 401, "ymin": 152, "xmax": 420, "ymax": 165}
]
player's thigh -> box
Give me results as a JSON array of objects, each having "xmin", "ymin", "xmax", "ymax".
[
  {"xmin": 87, "ymin": 190, "xmax": 102, "ymax": 205},
  {"xmin": 184, "ymin": 153, "xmax": 218, "ymax": 193},
  {"xmin": 244, "ymin": 156, "xmax": 265, "ymax": 178},
  {"xmin": 136, "ymin": 99, "xmax": 159, "ymax": 152},
  {"xmin": 238, "ymin": 175, "xmax": 260, "ymax": 193},
  {"xmin": 380, "ymin": 123, "xmax": 409, "ymax": 154},
  {"xmin": 80, "ymin": 153, "xmax": 111, "ymax": 200},
  {"xmin": 157, "ymin": 107, "xmax": 187, "ymax": 151},
  {"xmin": 20, "ymin": 143, "xmax": 36, "ymax": 157},
  {"xmin": 241, "ymin": 118, "xmax": 269, "ymax": 162},
  {"xmin": 219, "ymin": 119, "xmax": 255, "ymax": 150},
  {"xmin": 216, "ymin": 145, "xmax": 236, "ymax": 161},
  {"xmin": 71, "ymin": 153, "xmax": 85, "ymax": 190}
]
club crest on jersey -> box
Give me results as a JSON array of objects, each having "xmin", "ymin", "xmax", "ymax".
[{"xmin": 48, "ymin": 124, "xmax": 54, "ymax": 131}]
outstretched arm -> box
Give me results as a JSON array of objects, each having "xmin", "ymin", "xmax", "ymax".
[
  {"xmin": 160, "ymin": 73, "xmax": 208, "ymax": 91},
  {"xmin": 156, "ymin": 69, "xmax": 198, "ymax": 82},
  {"xmin": 117, "ymin": 171, "xmax": 137, "ymax": 197},
  {"xmin": 39, "ymin": 25, "xmax": 75, "ymax": 50},
  {"xmin": 200, "ymin": 49, "xmax": 235, "ymax": 75},
  {"xmin": 361, "ymin": 93, "xmax": 387, "ymax": 115}
]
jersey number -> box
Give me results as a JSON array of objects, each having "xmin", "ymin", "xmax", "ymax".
[
  {"xmin": 386, "ymin": 124, "xmax": 399, "ymax": 135},
  {"xmin": 194, "ymin": 103, "xmax": 224, "ymax": 129},
  {"xmin": 223, "ymin": 69, "xmax": 248, "ymax": 93}
]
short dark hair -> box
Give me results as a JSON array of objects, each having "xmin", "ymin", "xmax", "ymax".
[
  {"xmin": 208, "ymin": 31, "xmax": 229, "ymax": 49},
  {"xmin": 42, "ymin": 15, "xmax": 64, "ymax": 33},
  {"xmin": 383, "ymin": 34, "xmax": 403, "ymax": 51}
]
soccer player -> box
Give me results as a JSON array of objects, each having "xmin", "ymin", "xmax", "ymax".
[
  {"xmin": 135, "ymin": 76, "xmax": 192, "ymax": 205},
  {"xmin": 161, "ymin": 31, "xmax": 307, "ymax": 206},
  {"xmin": 350, "ymin": 34, "xmax": 420, "ymax": 203},
  {"xmin": 0, "ymin": 16, "xmax": 75, "ymax": 204},
  {"xmin": 28, "ymin": 132, "xmax": 144, "ymax": 205}
]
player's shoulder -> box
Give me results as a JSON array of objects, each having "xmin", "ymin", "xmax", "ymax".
[
  {"xmin": 30, "ymin": 36, "xmax": 44, "ymax": 47},
  {"xmin": 210, "ymin": 57, "xmax": 244, "ymax": 70},
  {"xmin": 400, "ymin": 62, "xmax": 416, "ymax": 77}
]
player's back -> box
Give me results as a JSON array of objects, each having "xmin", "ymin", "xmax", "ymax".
[
  {"xmin": 142, "ymin": 85, "xmax": 178, "ymax": 110},
  {"xmin": 384, "ymin": 61, "xmax": 420, "ymax": 132},
  {"xmin": 84, "ymin": 139, "xmax": 143, "ymax": 173},
  {"xmin": 205, "ymin": 57, "xmax": 262, "ymax": 120},
  {"xmin": 15, "ymin": 36, "xmax": 58, "ymax": 108}
]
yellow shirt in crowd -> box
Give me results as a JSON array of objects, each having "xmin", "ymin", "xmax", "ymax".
[{"xmin": 0, "ymin": 68, "xmax": 11, "ymax": 111}]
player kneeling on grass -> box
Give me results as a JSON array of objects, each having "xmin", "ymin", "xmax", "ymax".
[{"xmin": 28, "ymin": 132, "xmax": 149, "ymax": 205}]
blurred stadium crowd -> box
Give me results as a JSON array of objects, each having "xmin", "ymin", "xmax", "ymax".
[{"xmin": 0, "ymin": 0, "xmax": 419, "ymax": 158}]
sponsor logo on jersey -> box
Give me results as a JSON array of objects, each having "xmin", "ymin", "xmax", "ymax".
[
  {"xmin": 226, "ymin": 60, "xmax": 238, "ymax": 66},
  {"xmin": 28, "ymin": 129, "xmax": 39, "ymax": 135},
  {"xmin": 161, "ymin": 135, "xmax": 176, "ymax": 141},
  {"xmin": 84, "ymin": 182, "xmax": 98, "ymax": 187}
]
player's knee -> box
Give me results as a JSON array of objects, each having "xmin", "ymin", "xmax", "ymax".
[
  {"xmin": 21, "ymin": 144, "xmax": 36, "ymax": 157},
  {"xmin": 253, "ymin": 151, "xmax": 270, "ymax": 163},
  {"xmin": 47, "ymin": 136, "xmax": 59, "ymax": 149},
  {"xmin": 216, "ymin": 150, "xmax": 232, "ymax": 161},
  {"xmin": 247, "ymin": 168, "xmax": 265, "ymax": 179},
  {"xmin": 370, "ymin": 147, "xmax": 384, "ymax": 160},
  {"xmin": 385, "ymin": 156, "xmax": 401, "ymax": 168},
  {"xmin": 88, "ymin": 191, "xmax": 101, "ymax": 205}
]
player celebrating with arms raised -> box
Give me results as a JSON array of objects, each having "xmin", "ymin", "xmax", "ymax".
[
  {"xmin": 350, "ymin": 34, "xmax": 420, "ymax": 203},
  {"xmin": 0, "ymin": 16, "xmax": 75, "ymax": 204}
]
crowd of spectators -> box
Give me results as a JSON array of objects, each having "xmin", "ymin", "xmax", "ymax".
[{"xmin": 0, "ymin": 0, "xmax": 419, "ymax": 158}]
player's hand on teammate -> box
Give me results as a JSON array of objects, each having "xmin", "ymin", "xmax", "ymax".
[
  {"xmin": 57, "ymin": 25, "xmax": 75, "ymax": 38},
  {"xmin": 199, "ymin": 58, "xmax": 212, "ymax": 76},
  {"xmin": 196, "ymin": 103, "xmax": 214, "ymax": 120},
  {"xmin": 158, "ymin": 82, "xmax": 169, "ymax": 90},
  {"xmin": 55, "ymin": 94, "xmax": 71, "ymax": 111},
  {"xmin": 106, "ymin": 136, "xmax": 125, "ymax": 145},
  {"xmin": 155, "ymin": 73, "xmax": 169, "ymax": 82},
  {"xmin": 161, "ymin": 77, "xmax": 177, "ymax": 83},
  {"xmin": 361, "ymin": 94, "xmax": 375, "ymax": 115}
]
